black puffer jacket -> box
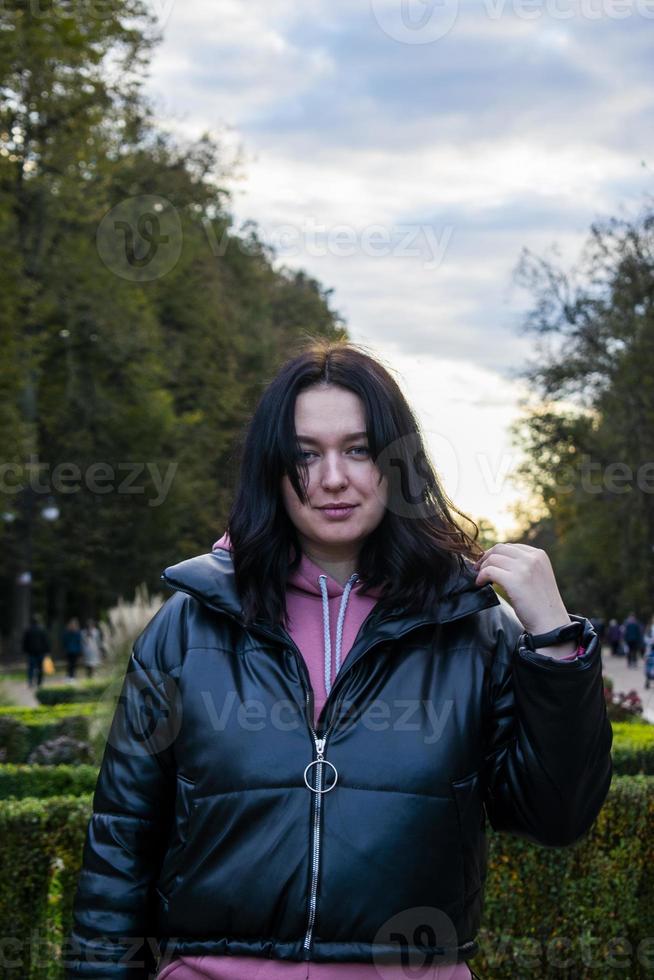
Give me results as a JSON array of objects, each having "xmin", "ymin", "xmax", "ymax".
[{"xmin": 63, "ymin": 550, "xmax": 613, "ymax": 978}]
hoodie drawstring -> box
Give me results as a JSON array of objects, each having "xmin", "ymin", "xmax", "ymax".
[{"xmin": 318, "ymin": 573, "xmax": 359, "ymax": 697}]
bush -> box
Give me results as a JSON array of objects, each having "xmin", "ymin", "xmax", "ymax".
[
  {"xmin": 0, "ymin": 764, "xmax": 99, "ymax": 800},
  {"xmin": 101, "ymin": 583, "xmax": 164, "ymax": 675},
  {"xmin": 27, "ymin": 736, "xmax": 95, "ymax": 766},
  {"xmin": 611, "ymin": 721, "xmax": 654, "ymax": 775},
  {"xmin": 0, "ymin": 717, "xmax": 30, "ymax": 764},
  {"xmin": 35, "ymin": 681, "xmax": 110, "ymax": 706},
  {"xmin": 475, "ymin": 775, "xmax": 654, "ymax": 978},
  {"xmin": 603, "ymin": 674, "xmax": 644, "ymax": 721},
  {"xmin": 0, "ymin": 705, "xmax": 99, "ymax": 763},
  {"xmin": 0, "ymin": 703, "xmax": 97, "ymax": 719},
  {"xmin": 0, "ymin": 794, "xmax": 93, "ymax": 976}
]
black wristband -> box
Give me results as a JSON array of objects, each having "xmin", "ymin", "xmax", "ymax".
[{"xmin": 524, "ymin": 619, "xmax": 584, "ymax": 652}]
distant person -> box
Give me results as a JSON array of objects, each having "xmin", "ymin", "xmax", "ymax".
[
  {"xmin": 62, "ymin": 617, "xmax": 82, "ymax": 678},
  {"xmin": 22, "ymin": 614, "xmax": 51, "ymax": 688},
  {"xmin": 81, "ymin": 619, "xmax": 104, "ymax": 679},
  {"xmin": 622, "ymin": 612, "xmax": 643, "ymax": 668},
  {"xmin": 644, "ymin": 618, "xmax": 654, "ymax": 690},
  {"xmin": 644, "ymin": 616, "xmax": 654, "ymax": 656},
  {"xmin": 607, "ymin": 618, "xmax": 623, "ymax": 657}
]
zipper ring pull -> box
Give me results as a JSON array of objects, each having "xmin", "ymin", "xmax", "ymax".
[{"xmin": 303, "ymin": 759, "xmax": 338, "ymax": 793}]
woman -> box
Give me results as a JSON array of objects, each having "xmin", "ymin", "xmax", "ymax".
[
  {"xmin": 81, "ymin": 618, "xmax": 104, "ymax": 679},
  {"xmin": 64, "ymin": 340, "xmax": 612, "ymax": 980}
]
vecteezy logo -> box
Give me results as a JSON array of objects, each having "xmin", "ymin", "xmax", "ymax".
[
  {"xmin": 372, "ymin": 431, "xmax": 460, "ymax": 519},
  {"xmin": 372, "ymin": 905, "xmax": 461, "ymax": 978},
  {"xmin": 370, "ymin": 0, "xmax": 460, "ymax": 43},
  {"xmin": 96, "ymin": 194, "xmax": 183, "ymax": 282},
  {"xmin": 91, "ymin": 662, "xmax": 182, "ymax": 760}
]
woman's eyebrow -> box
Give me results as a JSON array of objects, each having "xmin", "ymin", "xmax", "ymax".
[{"xmin": 296, "ymin": 431, "xmax": 368, "ymax": 443}]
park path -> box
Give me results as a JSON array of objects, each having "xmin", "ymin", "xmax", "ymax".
[
  {"xmin": 600, "ymin": 646, "xmax": 654, "ymax": 723},
  {"xmin": 0, "ymin": 666, "xmax": 106, "ymax": 709},
  {"xmin": 1, "ymin": 678, "xmax": 40, "ymax": 707}
]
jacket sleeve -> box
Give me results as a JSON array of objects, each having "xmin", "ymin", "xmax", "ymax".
[
  {"xmin": 481, "ymin": 600, "xmax": 613, "ymax": 847},
  {"xmin": 62, "ymin": 598, "xmax": 183, "ymax": 979}
]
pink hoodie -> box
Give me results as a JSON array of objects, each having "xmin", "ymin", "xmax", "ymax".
[{"xmin": 156, "ymin": 535, "xmax": 585, "ymax": 980}]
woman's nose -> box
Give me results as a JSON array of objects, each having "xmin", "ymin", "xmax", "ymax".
[{"xmin": 320, "ymin": 455, "xmax": 348, "ymax": 489}]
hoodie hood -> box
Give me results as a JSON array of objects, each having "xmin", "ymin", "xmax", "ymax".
[{"xmin": 212, "ymin": 531, "xmax": 386, "ymax": 695}]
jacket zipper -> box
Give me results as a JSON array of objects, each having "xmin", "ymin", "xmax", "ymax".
[
  {"xmin": 304, "ymin": 733, "xmax": 325, "ymax": 955},
  {"xmin": 287, "ymin": 645, "xmax": 328, "ymax": 956},
  {"xmin": 284, "ymin": 642, "xmax": 357, "ymax": 958},
  {"xmin": 250, "ymin": 630, "xmax": 345, "ymax": 957}
]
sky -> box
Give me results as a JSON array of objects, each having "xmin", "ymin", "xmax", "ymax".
[{"xmin": 143, "ymin": 0, "xmax": 654, "ymax": 536}]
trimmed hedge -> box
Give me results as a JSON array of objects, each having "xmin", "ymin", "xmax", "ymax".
[
  {"xmin": 35, "ymin": 681, "xmax": 110, "ymax": 706},
  {"xmin": 0, "ymin": 794, "xmax": 92, "ymax": 979},
  {"xmin": 476, "ymin": 774, "xmax": 654, "ymax": 978},
  {"xmin": 0, "ymin": 764, "xmax": 99, "ymax": 800},
  {"xmin": 0, "ymin": 777, "xmax": 651, "ymax": 978},
  {"xmin": 0, "ymin": 704, "xmax": 98, "ymax": 763},
  {"xmin": 611, "ymin": 721, "xmax": 654, "ymax": 775},
  {"xmin": 0, "ymin": 703, "xmax": 98, "ymax": 719}
]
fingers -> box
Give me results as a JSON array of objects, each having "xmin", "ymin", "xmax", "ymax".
[
  {"xmin": 477, "ymin": 543, "xmax": 542, "ymax": 564},
  {"xmin": 475, "ymin": 565, "xmax": 507, "ymax": 589},
  {"xmin": 475, "ymin": 553, "xmax": 514, "ymax": 569},
  {"xmin": 475, "ymin": 563, "xmax": 507, "ymax": 586}
]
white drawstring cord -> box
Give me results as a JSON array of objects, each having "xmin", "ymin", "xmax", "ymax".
[{"xmin": 318, "ymin": 572, "xmax": 359, "ymax": 696}]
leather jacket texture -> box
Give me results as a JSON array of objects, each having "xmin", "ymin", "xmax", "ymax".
[{"xmin": 63, "ymin": 549, "xmax": 613, "ymax": 977}]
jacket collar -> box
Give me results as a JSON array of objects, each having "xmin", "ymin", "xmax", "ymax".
[{"xmin": 161, "ymin": 549, "xmax": 500, "ymax": 641}]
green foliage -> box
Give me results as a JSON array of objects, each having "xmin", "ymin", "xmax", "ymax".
[
  {"xmin": 0, "ymin": 702, "xmax": 97, "ymax": 718},
  {"xmin": 510, "ymin": 202, "xmax": 654, "ymax": 620},
  {"xmin": 0, "ymin": 794, "xmax": 93, "ymax": 977},
  {"xmin": 475, "ymin": 775, "xmax": 654, "ymax": 978},
  {"xmin": 35, "ymin": 680, "xmax": 109, "ymax": 705},
  {"xmin": 0, "ymin": 0, "xmax": 344, "ymax": 640},
  {"xmin": 0, "ymin": 764, "xmax": 98, "ymax": 800},
  {"xmin": 0, "ymin": 716, "xmax": 29, "ymax": 763},
  {"xmin": 0, "ymin": 704, "xmax": 97, "ymax": 762},
  {"xmin": 611, "ymin": 721, "xmax": 654, "ymax": 775},
  {"xmin": 27, "ymin": 735, "xmax": 94, "ymax": 766}
]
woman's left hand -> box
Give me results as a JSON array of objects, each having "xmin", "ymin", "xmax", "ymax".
[{"xmin": 473, "ymin": 543, "xmax": 572, "ymax": 634}]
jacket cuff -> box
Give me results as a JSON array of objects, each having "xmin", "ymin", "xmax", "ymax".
[
  {"xmin": 533, "ymin": 642, "xmax": 587, "ymax": 663},
  {"xmin": 518, "ymin": 615, "xmax": 598, "ymax": 667}
]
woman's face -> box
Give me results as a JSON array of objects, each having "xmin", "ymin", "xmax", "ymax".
[{"xmin": 280, "ymin": 384, "xmax": 388, "ymax": 559}]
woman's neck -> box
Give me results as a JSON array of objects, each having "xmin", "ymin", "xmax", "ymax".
[{"xmin": 301, "ymin": 547, "xmax": 359, "ymax": 587}]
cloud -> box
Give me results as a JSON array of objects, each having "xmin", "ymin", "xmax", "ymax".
[{"xmin": 144, "ymin": 0, "xmax": 654, "ymax": 528}]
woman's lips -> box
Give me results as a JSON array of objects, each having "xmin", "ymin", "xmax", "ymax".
[{"xmin": 318, "ymin": 505, "xmax": 358, "ymax": 520}]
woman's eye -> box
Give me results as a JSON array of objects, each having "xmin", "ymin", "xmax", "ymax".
[{"xmin": 297, "ymin": 447, "xmax": 369, "ymax": 460}]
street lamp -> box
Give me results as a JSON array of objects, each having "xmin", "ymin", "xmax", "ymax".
[
  {"xmin": 41, "ymin": 498, "xmax": 60, "ymax": 523},
  {"xmin": 4, "ymin": 493, "xmax": 60, "ymax": 658}
]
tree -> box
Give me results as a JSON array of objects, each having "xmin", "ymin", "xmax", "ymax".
[
  {"xmin": 509, "ymin": 196, "xmax": 654, "ymax": 619},
  {"xmin": 0, "ymin": 1, "xmax": 344, "ymax": 654}
]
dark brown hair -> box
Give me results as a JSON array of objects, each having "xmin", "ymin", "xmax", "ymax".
[{"xmin": 226, "ymin": 337, "xmax": 483, "ymax": 626}]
